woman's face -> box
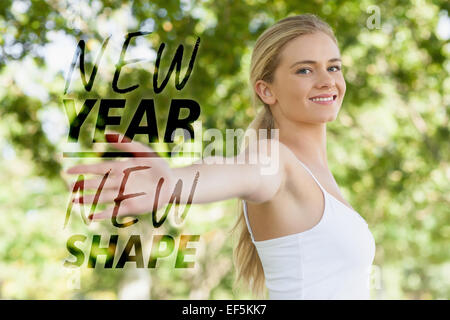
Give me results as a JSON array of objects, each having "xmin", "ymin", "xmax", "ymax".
[{"xmin": 258, "ymin": 31, "xmax": 346, "ymax": 125}]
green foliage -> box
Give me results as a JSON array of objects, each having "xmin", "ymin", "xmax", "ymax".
[{"xmin": 0, "ymin": 0, "xmax": 448, "ymax": 299}]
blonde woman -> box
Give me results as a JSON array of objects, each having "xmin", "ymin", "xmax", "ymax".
[{"xmin": 67, "ymin": 14, "xmax": 375, "ymax": 300}]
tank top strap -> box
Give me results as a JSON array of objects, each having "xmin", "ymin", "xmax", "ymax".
[
  {"xmin": 295, "ymin": 159, "xmax": 327, "ymax": 194},
  {"xmin": 242, "ymin": 200, "xmax": 256, "ymax": 242}
]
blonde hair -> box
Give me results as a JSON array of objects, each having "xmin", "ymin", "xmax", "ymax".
[{"xmin": 231, "ymin": 13, "xmax": 337, "ymax": 299}]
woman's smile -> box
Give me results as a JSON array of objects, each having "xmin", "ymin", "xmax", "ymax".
[{"xmin": 308, "ymin": 93, "xmax": 338, "ymax": 105}]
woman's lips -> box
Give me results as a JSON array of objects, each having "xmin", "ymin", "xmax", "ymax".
[{"xmin": 309, "ymin": 94, "xmax": 337, "ymax": 105}]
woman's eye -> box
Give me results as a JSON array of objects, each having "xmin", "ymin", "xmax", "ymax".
[
  {"xmin": 296, "ymin": 68, "xmax": 311, "ymax": 74},
  {"xmin": 328, "ymin": 65, "xmax": 342, "ymax": 72},
  {"xmin": 296, "ymin": 66, "xmax": 341, "ymax": 74}
]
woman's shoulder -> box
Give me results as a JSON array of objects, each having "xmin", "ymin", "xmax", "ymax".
[
  {"xmin": 242, "ymin": 138, "xmax": 312, "ymax": 204},
  {"xmin": 255, "ymin": 138, "xmax": 301, "ymax": 173},
  {"xmin": 243, "ymin": 139, "xmax": 319, "ymax": 229},
  {"xmin": 249, "ymin": 137, "xmax": 292, "ymax": 159}
]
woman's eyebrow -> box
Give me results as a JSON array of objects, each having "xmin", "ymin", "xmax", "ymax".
[{"xmin": 290, "ymin": 58, "xmax": 342, "ymax": 68}]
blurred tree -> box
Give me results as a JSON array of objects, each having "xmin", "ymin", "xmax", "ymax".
[{"xmin": 0, "ymin": 0, "xmax": 448, "ymax": 299}]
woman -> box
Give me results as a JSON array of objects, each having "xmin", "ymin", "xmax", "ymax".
[{"xmin": 67, "ymin": 14, "xmax": 376, "ymax": 300}]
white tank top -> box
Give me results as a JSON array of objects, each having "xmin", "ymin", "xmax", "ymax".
[{"xmin": 242, "ymin": 159, "xmax": 376, "ymax": 300}]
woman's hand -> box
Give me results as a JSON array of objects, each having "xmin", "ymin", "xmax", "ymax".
[
  {"xmin": 66, "ymin": 135, "xmax": 288, "ymax": 222},
  {"xmin": 66, "ymin": 134, "xmax": 175, "ymax": 221}
]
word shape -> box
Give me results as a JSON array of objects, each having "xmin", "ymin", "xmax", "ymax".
[{"xmin": 64, "ymin": 234, "xmax": 200, "ymax": 269}]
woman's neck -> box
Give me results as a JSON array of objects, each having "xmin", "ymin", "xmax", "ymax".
[{"xmin": 275, "ymin": 119, "xmax": 329, "ymax": 169}]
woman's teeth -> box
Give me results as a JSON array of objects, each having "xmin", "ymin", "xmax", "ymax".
[{"xmin": 310, "ymin": 96, "xmax": 334, "ymax": 102}]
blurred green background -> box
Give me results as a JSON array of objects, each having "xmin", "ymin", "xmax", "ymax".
[{"xmin": 0, "ymin": 0, "xmax": 449, "ymax": 299}]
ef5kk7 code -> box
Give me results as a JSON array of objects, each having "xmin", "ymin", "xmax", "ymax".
[{"xmin": 226, "ymin": 304, "xmax": 266, "ymax": 315}]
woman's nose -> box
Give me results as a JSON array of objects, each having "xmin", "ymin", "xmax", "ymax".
[{"xmin": 315, "ymin": 70, "xmax": 335, "ymax": 88}]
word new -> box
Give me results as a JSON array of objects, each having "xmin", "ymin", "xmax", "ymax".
[
  {"xmin": 64, "ymin": 31, "xmax": 200, "ymax": 95},
  {"xmin": 66, "ymin": 166, "xmax": 200, "ymax": 228}
]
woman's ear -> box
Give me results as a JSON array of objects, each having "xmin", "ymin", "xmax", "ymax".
[{"xmin": 255, "ymin": 80, "xmax": 276, "ymax": 105}]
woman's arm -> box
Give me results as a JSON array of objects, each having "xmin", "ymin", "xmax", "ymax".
[
  {"xmin": 66, "ymin": 135, "xmax": 287, "ymax": 220},
  {"xmin": 172, "ymin": 148, "xmax": 283, "ymax": 205}
]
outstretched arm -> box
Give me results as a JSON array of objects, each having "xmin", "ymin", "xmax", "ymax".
[{"xmin": 66, "ymin": 135, "xmax": 286, "ymax": 220}]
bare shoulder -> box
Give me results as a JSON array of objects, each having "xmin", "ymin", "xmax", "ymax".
[
  {"xmin": 239, "ymin": 137, "xmax": 296, "ymax": 176},
  {"xmin": 239, "ymin": 138, "xmax": 302, "ymax": 204},
  {"xmin": 241, "ymin": 140, "xmax": 325, "ymax": 240},
  {"xmin": 255, "ymin": 138, "xmax": 299, "ymax": 173}
]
